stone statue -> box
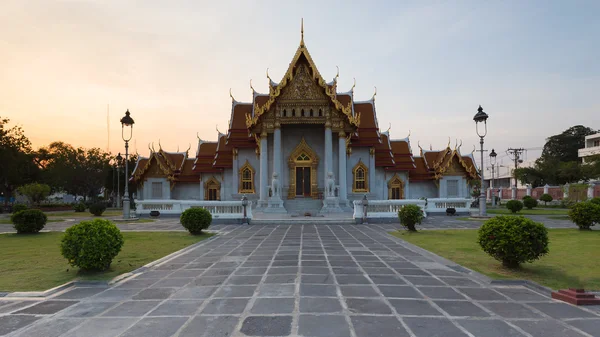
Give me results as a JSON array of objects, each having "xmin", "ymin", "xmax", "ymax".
[
  {"xmin": 271, "ymin": 172, "xmax": 280, "ymax": 198},
  {"xmin": 326, "ymin": 172, "xmax": 335, "ymax": 197}
]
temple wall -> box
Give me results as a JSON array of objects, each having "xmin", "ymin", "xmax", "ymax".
[
  {"xmin": 172, "ymin": 182, "xmax": 201, "ymax": 200},
  {"xmin": 347, "ymin": 147, "xmax": 377, "ymax": 201},
  {"xmin": 142, "ymin": 177, "xmax": 171, "ymax": 200},
  {"xmin": 280, "ymin": 125, "xmax": 326, "ymax": 196},
  {"xmin": 222, "ymin": 168, "xmax": 233, "ymax": 200},
  {"xmin": 382, "ymin": 171, "xmax": 410, "ymax": 199},
  {"xmin": 408, "ymin": 181, "xmax": 438, "ymax": 199}
]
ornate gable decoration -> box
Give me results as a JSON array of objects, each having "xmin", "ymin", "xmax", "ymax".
[
  {"xmin": 246, "ymin": 36, "xmax": 360, "ymax": 129},
  {"xmin": 278, "ymin": 63, "xmax": 328, "ymax": 103},
  {"xmin": 433, "ymin": 150, "xmax": 478, "ymax": 180},
  {"xmin": 133, "ymin": 153, "xmax": 175, "ymax": 182}
]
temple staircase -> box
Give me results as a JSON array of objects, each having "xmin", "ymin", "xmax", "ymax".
[{"xmin": 284, "ymin": 198, "xmax": 323, "ymax": 216}]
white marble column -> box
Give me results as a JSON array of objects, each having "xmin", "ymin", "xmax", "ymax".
[
  {"xmin": 526, "ymin": 184, "xmax": 532, "ymax": 196},
  {"xmin": 273, "ymin": 126, "xmax": 282, "ymax": 193},
  {"xmin": 338, "ymin": 132, "xmax": 347, "ymax": 201},
  {"xmin": 199, "ymin": 177, "xmax": 204, "ymax": 200},
  {"xmin": 588, "ymin": 183, "xmax": 595, "ymax": 199},
  {"xmin": 259, "ymin": 132, "xmax": 268, "ymax": 203},
  {"xmin": 232, "ymin": 150, "xmax": 239, "ymax": 195},
  {"xmin": 324, "ymin": 126, "xmax": 333, "ymax": 184},
  {"xmin": 369, "ymin": 147, "xmax": 376, "ymax": 194}
]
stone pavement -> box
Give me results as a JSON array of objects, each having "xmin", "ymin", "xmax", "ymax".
[{"xmin": 1, "ymin": 224, "xmax": 599, "ymax": 337}]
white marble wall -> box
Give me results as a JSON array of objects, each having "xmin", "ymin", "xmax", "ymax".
[
  {"xmin": 408, "ymin": 181, "xmax": 438, "ymax": 199},
  {"xmin": 439, "ymin": 176, "xmax": 468, "ymax": 198},
  {"xmin": 172, "ymin": 182, "xmax": 201, "ymax": 200},
  {"xmin": 142, "ymin": 177, "xmax": 171, "ymax": 200}
]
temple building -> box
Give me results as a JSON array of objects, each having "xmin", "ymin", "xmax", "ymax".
[{"xmin": 131, "ymin": 26, "xmax": 479, "ymax": 216}]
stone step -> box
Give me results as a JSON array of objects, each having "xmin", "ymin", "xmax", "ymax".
[{"xmin": 251, "ymin": 218, "xmax": 356, "ymax": 225}]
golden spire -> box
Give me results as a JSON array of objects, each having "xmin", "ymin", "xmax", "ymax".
[{"xmin": 300, "ymin": 18, "xmax": 304, "ymax": 46}]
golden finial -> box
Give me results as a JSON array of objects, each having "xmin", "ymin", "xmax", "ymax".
[
  {"xmin": 372, "ymin": 86, "xmax": 377, "ymax": 101},
  {"xmin": 417, "ymin": 141, "xmax": 423, "ymax": 156},
  {"xmin": 458, "ymin": 140, "xmax": 463, "ymax": 153},
  {"xmin": 407, "ymin": 130, "xmax": 411, "ymax": 138},
  {"xmin": 454, "ymin": 139, "xmax": 458, "ymax": 150},
  {"xmin": 351, "ymin": 78, "xmax": 356, "ymax": 93},
  {"xmin": 196, "ymin": 132, "xmax": 200, "ymax": 140},
  {"xmin": 447, "ymin": 137, "xmax": 451, "ymax": 149},
  {"xmin": 186, "ymin": 143, "xmax": 191, "ymax": 154},
  {"xmin": 158, "ymin": 139, "xmax": 162, "ymax": 150},
  {"xmin": 148, "ymin": 143, "xmax": 152, "ymax": 153},
  {"xmin": 216, "ymin": 124, "xmax": 221, "ymax": 135},
  {"xmin": 249, "ymin": 79, "xmax": 255, "ymax": 93},
  {"xmin": 300, "ymin": 18, "xmax": 304, "ymax": 46},
  {"xmin": 386, "ymin": 123, "xmax": 391, "ymax": 133},
  {"xmin": 266, "ymin": 68, "xmax": 272, "ymax": 82},
  {"xmin": 335, "ymin": 66, "xmax": 339, "ymax": 81},
  {"xmin": 471, "ymin": 145, "xmax": 476, "ymax": 155},
  {"xmin": 151, "ymin": 142, "xmax": 156, "ymax": 152}
]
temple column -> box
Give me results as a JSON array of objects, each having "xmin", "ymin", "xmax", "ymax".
[
  {"xmin": 259, "ymin": 131, "xmax": 268, "ymax": 204},
  {"xmin": 273, "ymin": 125, "xmax": 282, "ymax": 193},
  {"xmin": 369, "ymin": 147, "xmax": 376, "ymax": 195},
  {"xmin": 199, "ymin": 176, "xmax": 204, "ymax": 200},
  {"xmin": 232, "ymin": 149, "xmax": 239, "ymax": 196},
  {"xmin": 324, "ymin": 125, "xmax": 333, "ymax": 184},
  {"xmin": 338, "ymin": 132, "xmax": 347, "ymax": 202}
]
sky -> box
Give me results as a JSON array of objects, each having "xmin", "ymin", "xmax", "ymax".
[{"xmin": 1, "ymin": 0, "xmax": 599, "ymax": 169}]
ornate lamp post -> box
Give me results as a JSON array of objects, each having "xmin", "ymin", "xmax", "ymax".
[
  {"xmin": 361, "ymin": 194, "xmax": 368, "ymax": 225},
  {"xmin": 116, "ymin": 152, "xmax": 123, "ymax": 208},
  {"xmin": 473, "ymin": 105, "xmax": 489, "ymax": 217},
  {"xmin": 241, "ymin": 195, "xmax": 249, "ymax": 225},
  {"xmin": 120, "ymin": 110, "xmax": 134, "ymax": 219},
  {"xmin": 489, "ymin": 149, "xmax": 497, "ymax": 207}
]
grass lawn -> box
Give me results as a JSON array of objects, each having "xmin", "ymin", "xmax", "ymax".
[
  {"xmin": 0, "ymin": 231, "xmax": 213, "ymax": 292},
  {"xmin": 455, "ymin": 217, "xmax": 486, "ymax": 221},
  {"xmin": 487, "ymin": 208, "xmax": 569, "ymax": 215},
  {"xmin": 45, "ymin": 210, "xmax": 123, "ymax": 218},
  {"xmin": 391, "ymin": 229, "xmax": 600, "ymax": 290},
  {"xmin": 129, "ymin": 218, "xmax": 155, "ymax": 223},
  {"xmin": 547, "ymin": 215, "xmax": 571, "ymax": 220}
]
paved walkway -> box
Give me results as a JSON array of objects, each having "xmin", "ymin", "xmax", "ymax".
[{"xmin": 1, "ymin": 224, "xmax": 599, "ymax": 337}]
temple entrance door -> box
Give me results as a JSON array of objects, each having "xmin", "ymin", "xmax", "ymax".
[{"xmin": 295, "ymin": 167, "xmax": 312, "ymax": 197}]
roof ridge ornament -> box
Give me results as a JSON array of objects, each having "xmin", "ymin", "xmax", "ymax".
[
  {"xmin": 471, "ymin": 144, "xmax": 476, "ymax": 155},
  {"xmin": 386, "ymin": 122, "xmax": 391, "ymax": 134},
  {"xmin": 229, "ymin": 88, "xmax": 236, "ymax": 103},
  {"xmin": 458, "ymin": 139, "xmax": 463, "ymax": 153},
  {"xmin": 300, "ymin": 18, "xmax": 304, "ymax": 46},
  {"xmin": 447, "ymin": 137, "xmax": 451, "ymax": 149},
  {"xmin": 249, "ymin": 79, "xmax": 255, "ymax": 93},
  {"xmin": 417, "ymin": 141, "xmax": 423, "ymax": 156},
  {"xmin": 335, "ymin": 66, "xmax": 339, "ymax": 82},
  {"xmin": 266, "ymin": 68, "xmax": 271, "ymax": 81},
  {"xmin": 407, "ymin": 130, "xmax": 411, "ymax": 139},
  {"xmin": 372, "ymin": 86, "xmax": 377, "ymax": 101},
  {"xmin": 351, "ymin": 78, "xmax": 356, "ymax": 94}
]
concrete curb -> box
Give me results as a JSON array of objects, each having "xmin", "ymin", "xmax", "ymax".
[{"xmin": 1, "ymin": 232, "xmax": 219, "ymax": 298}]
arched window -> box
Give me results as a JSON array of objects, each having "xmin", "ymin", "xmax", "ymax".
[
  {"xmin": 352, "ymin": 161, "xmax": 369, "ymax": 192},
  {"xmin": 239, "ymin": 160, "xmax": 255, "ymax": 193},
  {"xmin": 292, "ymin": 109, "xmax": 296, "ymax": 117},
  {"xmin": 318, "ymin": 108, "xmax": 323, "ymax": 117},
  {"xmin": 301, "ymin": 109, "xmax": 305, "ymax": 117},
  {"xmin": 204, "ymin": 177, "xmax": 221, "ymax": 201},
  {"xmin": 388, "ymin": 174, "xmax": 404, "ymax": 200},
  {"xmin": 310, "ymin": 109, "xmax": 314, "ymax": 117},
  {"xmin": 283, "ymin": 109, "xmax": 287, "ymax": 117}
]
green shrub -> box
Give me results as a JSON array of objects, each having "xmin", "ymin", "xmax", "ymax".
[
  {"xmin": 10, "ymin": 209, "xmax": 47, "ymax": 234},
  {"xmin": 560, "ymin": 198, "xmax": 576, "ymax": 209},
  {"xmin": 89, "ymin": 203, "xmax": 107, "ymax": 216},
  {"xmin": 505, "ymin": 200, "xmax": 523, "ymax": 213},
  {"xmin": 590, "ymin": 197, "xmax": 600, "ymax": 205},
  {"xmin": 478, "ymin": 216, "xmax": 549, "ymax": 268},
  {"xmin": 180, "ymin": 208, "xmax": 212, "ymax": 234},
  {"xmin": 60, "ymin": 219, "xmax": 124, "ymax": 271},
  {"xmin": 568, "ymin": 201, "xmax": 600, "ymax": 230},
  {"xmin": 522, "ymin": 195, "xmax": 532, "ymax": 200},
  {"xmin": 73, "ymin": 202, "xmax": 86, "ymax": 212},
  {"xmin": 12, "ymin": 204, "xmax": 28, "ymax": 213},
  {"xmin": 539, "ymin": 194, "xmax": 553, "ymax": 205},
  {"xmin": 398, "ymin": 204, "xmax": 424, "ymax": 232},
  {"xmin": 523, "ymin": 197, "xmax": 538, "ymax": 210}
]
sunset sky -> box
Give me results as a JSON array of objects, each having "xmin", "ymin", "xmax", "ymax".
[{"xmin": 1, "ymin": 0, "xmax": 598, "ymax": 168}]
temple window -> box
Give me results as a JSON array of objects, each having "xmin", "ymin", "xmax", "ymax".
[
  {"xmin": 352, "ymin": 161, "xmax": 369, "ymax": 192},
  {"xmin": 205, "ymin": 177, "xmax": 221, "ymax": 200},
  {"xmin": 318, "ymin": 108, "xmax": 323, "ymax": 117},
  {"xmin": 239, "ymin": 161, "xmax": 255, "ymax": 193},
  {"xmin": 310, "ymin": 109, "xmax": 314, "ymax": 117},
  {"xmin": 388, "ymin": 174, "xmax": 404, "ymax": 199},
  {"xmin": 151, "ymin": 182, "xmax": 163, "ymax": 199},
  {"xmin": 447, "ymin": 179, "xmax": 459, "ymax": 197},
  {"xmin": 292, "ymin": 109, "xmax": 296, "ymax": 117},
  {"xmin": 283, "ymin": 109, "xmax": 287, "ymax": 117},
  {"xmin": 301, "ymin": 109, "xmax": 305, "ymax": 116}
]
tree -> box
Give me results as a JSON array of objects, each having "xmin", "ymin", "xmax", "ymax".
[
  {"xmin": 540, "ymin": 125, "xmax": 597, "ymax": 163},
  {"xmin": 514, "ymin": 167, "xmax": 545, "ymax": 188},
  {"xmin": 103, "ymin": 154, "xmax": 138, "ymax": 201},
  {"xmin": 37, "ymin": 142, "xmax": 112, "ymax": 200},
  {"xmin": 17, "ymin": 183, "xmax": 51, "ymax": 205},
  {"xmin": 0, "ymin": 117, "xmax": 40, "ymax": 207}
]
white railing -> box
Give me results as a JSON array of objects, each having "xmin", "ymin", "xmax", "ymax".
[
  {"xmin": 352, "ymin": 198, "xmax": 472, "ymax": 219},
  {"xmin": 353, "ymin": 199, "xmax": 427, "ymax": 219},
  {"xmin": 135, "ymin": 199, "xmax": 252, "ymax": 219}
]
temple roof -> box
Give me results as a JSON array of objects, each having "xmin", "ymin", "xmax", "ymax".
[
  {"xmin": 131, "ymin": 147, "xmax": 195, "ymax": 183},
  {"xmin": 192, "ymin": 140, "xmax": 220, "ymax": 173}
]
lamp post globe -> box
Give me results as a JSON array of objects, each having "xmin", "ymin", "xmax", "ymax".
[
  {"xmin": 120, "ymin": 110, "xmax": 135, "ymax": 219},
  {"xmin": 489, "ymin": 149, "xmax": 497, "ymax": 207},
  {"xmin": 473, "ymin": 105, "xmax": 488, "ymax": 217}
]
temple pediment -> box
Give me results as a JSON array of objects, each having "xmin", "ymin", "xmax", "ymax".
[{"xmin": 278, "ymin": 63, "xmax": 329, "ymax": 104}]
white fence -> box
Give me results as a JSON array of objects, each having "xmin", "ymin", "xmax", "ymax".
[
  {"xmin": 135, "ymin": 199, "xmax": 252, "ymax": 220},
  {"xmin": 352, "ymin": 198, "xmax": 472, "ymax": 220}
]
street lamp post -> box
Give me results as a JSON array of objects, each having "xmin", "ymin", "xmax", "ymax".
[
  {"xmin": 116, "ymin": 152, "xmax": 123, "ymax": 209},
  {"xmin": 120, "ymin": 110, "xmax": 134, "ymax": 219},
  {"xmin": 473, "ymin": 105, "xmax": 489, "ymax": 217},
  {"xmin": 489, "ymin": 149, "xmax": 497, "ymax": 207}
]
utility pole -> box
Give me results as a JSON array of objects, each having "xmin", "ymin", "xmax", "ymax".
[{"xmin": 507, "ymin": 148, "xmax": 525, "ymax": 199}]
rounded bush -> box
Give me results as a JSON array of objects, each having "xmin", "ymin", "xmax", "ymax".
[
  {"xmin": 522, "ymin": 195, "xmax": 532, "ymax": 200},
  {"xmin": 12, "ymin": 204, "xmax": 28, "ymax": 213},
  {"xmin": 590, "ymin": 197, "xmax": 600, "ymax": 206},
  {"xmin": 398, "ymin": 204, "xmax": 424, "ymax": 231},
  {"xmin": 568, "ymin": 201, "xmax": 600, "ymax": 230},
  {"xmin": 539, "ymin": 194, "xmax": 553, "ymax": 205},
  {"xmin": 506, "ymin": 200, "xmax": 523, "ymax": 213},
  {"xmin": 478, "ymin": 216, "xmax": 549, "ymax": 268},
  {"xmin": 89, "ymin": 203, "xmax": 107, "ymax": 216},
  {"xmin": 523, "ymin": 197, "xmax": 538, "ymax": 210},
  {"xmin": 73, "ymin": 202, "xmax": 86, "ymax": 212},
  {"xmin": 10, "ymin": 209, "xmax": 47, "ymax": 234},
  {"xmin": 180, "ymin": 208, "xmax": 212, "ymax": 234},
  {"xmin": 60, "ymin": 219, "xmax": 124, "ymax": 271}
]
